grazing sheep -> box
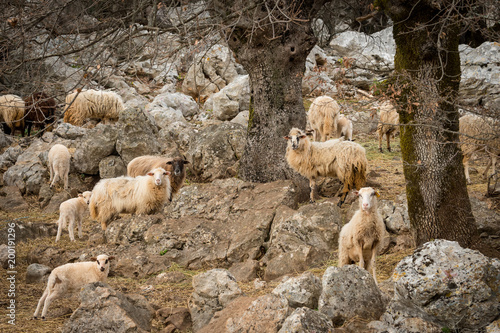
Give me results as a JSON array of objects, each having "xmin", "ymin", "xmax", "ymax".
[
  {"xmin": 0, "ymin": 94, "xmax": 25, "ymax": 136},
  {"xmin": 89, "ymin": 167, "xmax": 171, "ymax": 230},
  {"xmin": 459, "ymin": 113, "xmax": 500, "ymax": 184},
  {"xmin": 56, "ymin": 191, "xmax": 92, "ymax": 242},
  {"xmin": 307, "ymin": 95, "xmax": 340, "ymax": 142},
  {"xmin": 24, "ymin": 92, "xmax": 57, "ymax": 137},
  {"xmin": 33, "ymin": 254, "xmax": 114, "ymax": 319},
  {"xmin": 48, "ymin": 144, "xmax": 71, "ymax": 189},
  {"xmin": 338, "ymin": 187, "xmax": 387, "ymax": 284},
  {"xmin": 285, "ymin": 128, "xmax": 368, "ymax": 206},
  {"xmin": 127, "ymin": 155, "xmax": 189, "ymax": 201},
  {"xmin": 336, "ymin": 114, "xmax": 353, "ymax": 141},
  {"xmin": 376, "ymin": 100, "xmax": 399, "ymax": 152},
  {"xmin": 63, "ymin": 89, "xmax": 124, "ymax": 126}
]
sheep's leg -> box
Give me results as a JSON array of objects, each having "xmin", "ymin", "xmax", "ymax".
[
  {"xmin": 63, "ymin": 172, "xmax": 69, "ymax": 189},
  {"xmin": 338, "ymin": 244, "xmax": 349, "ymax": 267},
  {"xmin": 55, "ymin": 217, "xmax": 64, "ymax": 242},
  {"xmin": 49, "ymin": 164, "xmax": 54, "ymax": 184},
  {"xmin": 50, "ymin": 171, "xmax": 60, "ymax": 188},
  {"xmin": 368, "ymin": 241, "xmax": 379, "ymax": 285},
  {"xmin": 357, "ymin": 241, "xmax": 365, "ymax": 270},
  {"xmin": 77, "ymin": 215, "xmax": 83, "ymax": 239},
  {"xmin": 386, "ymin": 132, "xmax": 391, "ymax": 152},
  {"xmin": 378, "ymin": 132, "xmax": 383, "ymax": 153},
  {"xmin": 463, "ymin": 154, "xmax": 472, "ymax": 184},
  {"xmin": 41, "ymin": 287, "xmax": 62, "ymax": 319},
  {"xmin": 309, "ymin": 178, "xmax": 316, "ymax": 203},
  {"xmin": 33, "ymin": 288, "xmax": 48, "ymax": 318},
  {"xmin": 68, "ymin": 216, "xmax": 75, "ymax": 241},
  {"xmin": 483, "ymin": 153, "xmax": 496, "ymax": 180}
]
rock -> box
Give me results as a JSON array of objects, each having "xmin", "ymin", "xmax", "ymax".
[
  {"xmin": 105, "ymin": 215, "xmax": 163, "ymax": 245},
  {"xmin": 3, "ymin": 151, "xmax": 48, "ymax": 195},
  {"xmin": 0, "ymin": 186, "xmax": 29, "ymax": 212},
  {"xmin": 62, "ymin": 282, "xmax": 155, "ymax": 333},
  {"xmin": 38, "ymin": 184, "xmax": 54, "ymax": 208},
  {"xmin": 188, "ymin": 269, "xmax": 242, "ymax": 332},
  {"xmin": 0, "ymin": 130, "xmax": 12, "ymax": 151},
  {"xmin": 487, "ymin": 319, "xmax": 500, "ymax": 333},
  {"xmin": 272, "ymin": 272, "xmax": 322, "ymax": 309},
  {"xmin": 43, "ymin": 191, "xmax": 72, "ymax": 214},
  {"xmin": 0, "ymin": 244, "xmax": 10, "ymax": 269},
  {"xmin": 158, "ymin": 121, "xmax": 196, "ymax": 154},
  {"xmin": 470, "ymin": 196, "xmax": 500, "ymax": 236},
  {"xmin": 380, "ymin": 200, "xmax": 411, "ymax": 234},
  {"xmin": 230, "ymin": 110, "xmax": 250, "ymax": 128},
  {"xmin": 204, "ymin": 75, "xmax": 251, "ymax": 121},
  {"xmin": 73, "ymin": 124, "xmax": 118, "ymax": 174},
  {"xmin": 157, "ymin": 307, "xmax": 192, "ymax": 332},
  {"xmin": 25, "ymin": 263, "xmax": 52, "ymax": 284},
  {"xmin": 228, "ymin": 259, "xmax": 261, "ymax": 283},
  {"xmin": 0, "ymin": 145, "xmax": 23, "ymax": 171},
  {"xmin": 0, "ymin": 221, "xmax": 58, "ymax": 245},
  {"xmin": 147, "ymin": 91, "xmax": 199, "ymax": 119},
  {"xmin": 99, "ymin": 155, "xmax": 127, "ymax": 179},
  {"xmin": 319, "ymin": 265, "xmax": 385, "ymax": 325},
  {"xmin": 152, "ymin": 271, "xmax": 187, "ymax": 284},
  {"xmin": 278, "ymin": 307, "xmax": 335, "ymax": 333},
  {"xmin": 111, "ymin": 246, "xmax": 169, "ymax": 279},
  {"xmin": 197, "ymin": 297, "xmax": 257, "ymax": 333},
  {"xmin": 53, "ymin": 122, "xmax": 87, "ymax": 140}
]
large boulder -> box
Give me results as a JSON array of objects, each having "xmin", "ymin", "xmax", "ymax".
[
  {"xmin": 0, "ymin": 186, "xmax": 29, "ymax": 212},
  {"xmin": 0, "ymin": 146, "xmax": 23, "ymax": 171},
  {"xmin": 146, "ymin": 91, "xmax": 199, "ymax": 120},
  {"xmin": 204, "ymin": 75, "xmax": 251, "ymax": 121},
  {"xmin": 278, "ymin": 307, "xmax": 335, "ymax": 333},
  {"xmin": 272, "ymin": 272, "xmax": 322, "ymax": 309},
  {"xmin": 73, "ymin": 124, "xmax": 118, "ymax": 174}
]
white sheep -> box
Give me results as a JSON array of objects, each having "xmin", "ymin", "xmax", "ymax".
[
  {"xmin": 48, "ymin": 144, "xmax": 71, "ymax": 189},
  {"xmin": 307, "ymin": 95, "xmax": 340, "ymax": 142},
  {"xmin": 336, "ymin": 114, "xmax": 353, "ymax": 141},
  {"xmin": 63, "ymin": 89, "xmax": 124, "ymax": 126},
  {"xmin": 33, "ymin": 254, "xmax": 114, "ymax": 319},
  {"xmin": 89, "ymin": 167, "xmax": 171, "ymax": 230},
  {"xmin": 285, "ymin": 128, "xmax": 368, "ymax": 206},
  {"xmin": 0, "ymin": 94, "xmax": 25, "ymax": 136},
  {"xmin": 338, "ymin": 187, "xmax": 387, "ymax": 285},
  {"xmin": 56, "ymin": 191, "xmax": 92, "ymax": 242},
  {"xmin": 376, "ymin": 100, "xmax": 399, "ymax": 152},
  {"xmin": 459, "ymin": 113, "xmax": 500, "ymax": 184},
  {"xmin": 127, "ymin": 155, "xmax": 189, "ymax": 201}
]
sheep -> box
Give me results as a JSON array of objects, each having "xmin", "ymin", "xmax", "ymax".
[
  {"xmin": 0, "ymin": 94, "xmax": 25, "ymax": 136},
  {"xmin": 336, "ymin": 114, "xmax": 353, "ymax": 141},
  {"xmin": 285, "ymin": 128, "xmax": 368, "ymax": 206},
  {"xmin": 307, "ymin": 95, "xmax": 340, "ymax": 142},
  {"xmin": 376, "ymin": 100, "xmax": 399, "ymax": 152},
  {"xmin": 338, "ymin": 187, "xmax": 387, "ymax": 285},
  {"xmin": 89, "ymin": 167, "xmax": 171, "ymax": 230},
  {"xmin": 127, "ymin": 155, "xmax": 189, "ymax": 201},
  {"xmin": 48, "ymin": 144, "xmax": 71, "ymax": 189},
  {"xmin": 459, "ymin": 113, "xmax": 500, "ymax": 184},
  {"xmin": 24, "ymin": 92, "xmax": 57, "ymax": 137},
  {"xmin": 56, "ymin": 191, "xmax": 92, "ymax": 242},
  {"xmin": 33, "ymin": 254, "xmax": 114, "ymax": 319},
  {"xmin": 63, "ymin": 89, "xmax": 124, "ymax": 126}
]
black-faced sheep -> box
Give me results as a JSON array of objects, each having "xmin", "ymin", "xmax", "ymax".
[
  {"xmin": 336, "ymin": 114, "xmax": 353, "ymax": 141},
  {"xmin": 48, "ymin": 144, "xmax": 71, "ymax": 189},
  {"xmin": 459, "ymin": 113, "xmax": 500, "ymax": 184},
  {"xmin": 338, "ymin": 187, "xmax": 387, "ymax": 285},
  {"xmin": 56, "ymin": 191, "xmax": 92, "ymax": 242},
  {"xmin": 24, "ymin": 92, "xmax": 57, "ymax": 137},
  {"xmin": 89, "ymin": 167, "xmax": 171, "ymax": 230},
  {"xmin": 0, "ymin": 94, "xmax": 25, "ymax": 136},
  {"xmin": 127, "ymin": 155, "xmax": 189, "ymax": 201},
  {"xmin": 376, "ymin": 100, "xmax": 399, "ymax": 152},
  {"xmin": 285, "ymin": 128, "xmax": 368, "ymax": 206},
  {"xmin": 63, "ymin": 89, "xmax": 124, "ymax": 126},
  {"xmin": 33, "ymin": 254, "xmax": 114, "ymax": 319},
  {"xmin": 307, "ymin": 95, "xmax": 340, "ymax": 142}
]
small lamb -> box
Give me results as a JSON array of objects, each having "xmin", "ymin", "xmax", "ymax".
[
  {"xmin": 33, "ymin": 254, "xmax": 114, "ymax": 319},
  {"xmin": 56, "ymin": 191, "xmax": 92, "ymax": 242},
  {"xmin": 48, "ymin": 144, "xmax": 71, "ymax": 189}
]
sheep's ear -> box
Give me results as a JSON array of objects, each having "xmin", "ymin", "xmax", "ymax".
[
  {"xmin": 305, "ymin": 130, "xmax": 314, "ymax": 136},
  {"xmin": 299, "ymin": 135, "xmax": 307, "ymax": 139},
  {"xmin": 354, "ymin": 191, "xmax": 360, "ymax": 196},
  {"xmin": 78, "ymin": 194, "xmax": 83, "ymax": 198},
  {"xmin": 183, "ymin": 160, "xmax": 190, "ymax": 164},
  {"xmin": 164, "ymin": 171, "xmax": 171, "ymax": 175},
  {"xmin": 375, "ymin": 191, "xmax": 380, "ymax": 198},
  {"xmin": 90, "ymin": 257, "xmax": 97, "ymax": 261},
  {"xmin": 284, "ymin": 136, "xmax": 290, "ymax": 140},
  {"xmin": 108, "ymin": 256, "xmax": 115, "ymax": 261},
  {"xmin": 147, "ymin": 172, "xmax": 154, "ymax": 176}
]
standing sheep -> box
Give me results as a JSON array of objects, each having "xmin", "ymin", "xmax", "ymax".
[
  {"xmin": 338, "ymin": 187, "xmax": 387, "ymax": 285},
  {"xmin": 0, "ymin": 94, "xmax": 25, "ymax": 136},
  {"xmin": 48, "ymin": 144, "xmax": 71, "ymax": 189},
  {"xmin": 459, "ymin": 113, "xmax": 500, "ymax": 184},
  {"xmin": 63, "ymin": 89, "xmax": 124, "ymax": 126},
  {"xmin": 127, "ymin": 155, "xmax": 189, "ymax": 201},
  {"xmin": 336, "ymin": 114, "xmax": 353, "ymax": 141},
  {"xmin": 285, "ymin": 128, "xmax": 368, "ymax": 206},
  {"xmin": 56, "ymin": 191, "xmax": 92, "ymax": 242},
  {"xmin": 89, "ymin": 167, "xmax": 171, "ymax": 230},
  {"xmin": 33, "ymin": 254, "xmax": 114, "ymax": 319},
  {"xmin": 307, "ymin": 95, "xmax": 340, "ymax": 142},
  {"xmin": 376, "ymin": 100, "xmax": 399, "ymax": 152},
  {"xmin": 24, "ymin": 92, "xmax": 57, "ymax": 137}
]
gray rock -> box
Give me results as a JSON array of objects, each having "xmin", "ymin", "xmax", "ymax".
[
  {"xmin": 26, "ymin": 263, "xmax": 52, "ymax": 284},
  {"xmin": 380, "ymin": 200, "xmax": 410, "ymax": 234},
  {"xmin": 0, "ymin": 146, "xmax": 23, "ymax": 171},
  {"xmin": 0, "ymin": 244, "xmax": 10, "ymax": 269},
  {"xmin": 43, "ymin": 191, "xmax": 72, "ymax": 214},
  {"xmin": 3, "ymin": 150, "xmax": 48, "ymax": 195},
  {"xmin": 228, "ymin": 260, "xmax": 261, "ymax": 283},
  {"xmin": 278, "ymin": 307, "xmax": 334, "ymax": 333},
  {"xmin": 0, "ymin": 130, "xmax": 12, "ymax": 150},
  {"xmin": 99, "ymin": 155, "xmax": 126, "ymax": 179},
  {"xmin": 146, "ymin": 91, "xmax": 199, "ymax": 119},
  {"xmin": 470, "ymin": 196, "xmax": 500, "ymax": 236},
  {"xmin": 38, "ymin": 184, "xmax": 54, "ymax": 209},
  {"xmin": 0, "ymin": 186, "xmax": 29, "ymax": 212},
  {"xmin": 487, "ymin": 319, "xmax": 500, "ymax": 333},
  {"xmin": 53, "ymin": 122, "xmax": 87, "ymax": 140},
  {"xmin": 159, "ymin": 121, "xmax": 196, "ymax": 153},
  {"xmin": 73, "ymin": 124, "xmax": 118, "ymax": 174},
  {"xmin": 272, "ymin": 272, "xmax": 322, "ymax": 309},
  {"xmin": 230, "ymin": 110, "xmax": 250, "ymax": 128},
  {"xmin": 206, "ymin": 75, "xmax": 251, "ymax": 121},
  {"xmin": 0, "ymin": 221, "xmax": 58, "ymax": 244}
]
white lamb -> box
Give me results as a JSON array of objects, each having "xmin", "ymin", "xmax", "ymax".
[
  {"xmin": 285, "ymin": 128, "xmax": 367, "ymax": 206},
  {"xmin": 33, "ymin": 254, "xmax": 114, "ymax": 319},
  {"xmin": 376, "ymin": 100, "xmax": 399, "ymax": 152},
  {"xmin": 307, "ymin": 95, "xmax": 340, "ymax": 142},
  {"xmin": 56, "ymin": 191, "xmax": 92, "ymax": 242},
  {"xmin": 89, "ymin": 167, "xmax": 171, "ymax": 230},
  {"xmin": 48, "ymin": 144, "xmax": 71, "ymax": 189},
  {"xmin": 336, "ymin": 114, "xmax": 353, "ymax": 141},
  {"xmin": 63, "ymin": 89, "xmax": 124, "ymax": 126},
  {"xmin": 338, "ymin": 187, "xmax": 387, "ymax": 285}
]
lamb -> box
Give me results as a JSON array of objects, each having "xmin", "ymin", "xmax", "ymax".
[
  {"xmin": 0, "ymin": 94, "xmax": 25, "ymax": 136},
  {"xmin": 56, "ymin": 191, "xmax": 92, "ymax": 242},
  {"xmin": 48, "ymin": 144, "xmax": 71, "ymax": 189},
  {"xmin": 338, "ymin": 187, "xmax": 387, "ymax": 285},
  {"xmin": 24, "ymin": 92, "xmax": 57, "ymax": 137},
  {"xmin": 33, "ymin": 254, "xmax": 114, "ymax": 319},
  {"xmin": 336, "ymin": 114, "xmax": 353, "ymax": 141},
  {"xmin": 459, "ymin": 113, "xmax": 500, "ymax": 184},
  {"xmin": 376, "ymin": 100, "xmax": 399, "ymax": 152},
  {"xmin": 89, "ymin": 167, "xmax": 171, "ymax": 230},
  {"xmin": 307, "ymin": 95, "xmax": 340, "ymax": 142},
  {"xmin": 63, "ymin": 89, "xmax": 124, "ymax": 126},
  {"xmin": 127, "ymin": 155, "xmax": 189, "ymax": 201},
  {"xmin": 285, "ymin": 128, "xmax": 367, "ymax": 206}
]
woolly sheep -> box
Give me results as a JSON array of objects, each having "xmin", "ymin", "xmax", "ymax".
[
  {"xmin": 459, "ymin": 113, "xmax": 500, "ymax": 184},
  {"xmin": 127, "ymin": 155, "xmax": 189, "ymax": 201},
  {"xmin": 376, "ymin": 100, "xmax": 399, "ymax": 152},
  {"xmin": 0, "ymin": 94, "xmax": 25, "ymax": 136},
  {"xmin": 48, "ymin": 144, "xmax": 71, "ymax": 189},
  {"xmin": 24, "ymin": 92, "xmax": 57, "ymax": 136},
  {"xmin": 89, "ymin": 167, "xmax": 171, "ymax": 230},
  {"xmin": 63, "ymin": 89, "xmax": 124, "ymax": 126},
  {"xmin": 307, "ymin": 95, "xmax": 340, "ymax": 142},
  {"xmin": 56, "ymin": 191, "xmax": 92, "ymax": 242},
  {"xmin": 338, "ymin": 187, "xmax": 387, "ymax": 284},
  {"xmin": 33, "ymin": 254, "xmax": 114, "ymax": 319},
  {"xmin": 285, "ymin": 128, "xmax": 368, "ymax": 206},
  {"xmin": 336, "ymin": 114, "xmax": 353, "ymax": 141}
]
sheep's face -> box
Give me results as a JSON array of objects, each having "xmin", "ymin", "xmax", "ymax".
[
  {"xmin": 148, "ymin": 167, "xmax": 171, "ymax": 186},
  {"xmin": 81, "ymin": 191, "xmax": 92, "ymax": 205},
  {"xmin": 356, "ymin": 187, "xmax": 380, "ymax": 212},
  {"xmin": 166, "ymin": 158, "xmax": 189, "ymax": 177},
  {"xmin": 285, "ymin": 129, "xmax": 307, "ymax": 150},
  {"xmin": 92, "ymin": 254, "xmax": 115, "ymax": 272}
]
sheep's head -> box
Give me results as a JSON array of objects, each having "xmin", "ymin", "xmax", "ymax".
[
  {"xmin": 355, "ymin": 187, "xmax": 380, "ymax": 212},
  {"xmin": 147, "ymin": 167, "xmax": 171, "ymax": 186},
  {"xmin": 91, "ymin": 254, "xmax": 115, "ymax": 272},
  {"xmin": 79, "ymin": 191, "xmax": 92, "ymax": 205},
  {"xmin": 166, "ymin": 157, "xmax": 190, "ymax": 177},
  {"xmin": 284, "ymin": 128, "xmax": 308, "ymax": 150}
]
